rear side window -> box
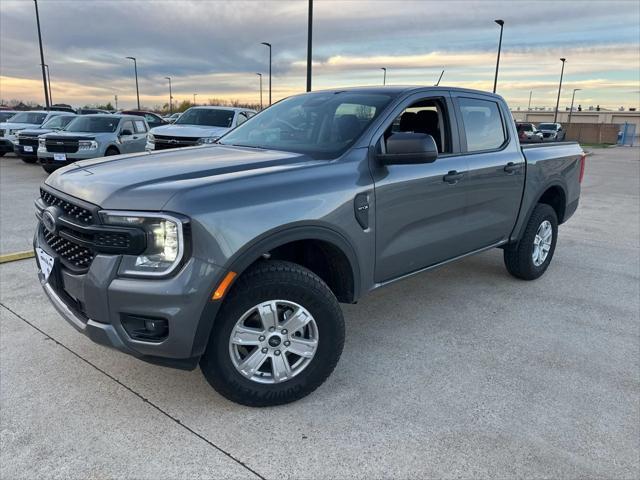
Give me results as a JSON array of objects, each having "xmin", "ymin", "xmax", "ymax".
[
  {"xmin": 134, "ymin": 120, "xmax": 147, "ymax": 133},
  {"xmin": 459, "ymin": 97, "xmax": 506, "ymax": 152}
]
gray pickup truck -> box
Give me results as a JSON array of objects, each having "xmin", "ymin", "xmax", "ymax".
[{"xmin": 34, "ymin": 86, "xmax": 584, "ymax": 406}]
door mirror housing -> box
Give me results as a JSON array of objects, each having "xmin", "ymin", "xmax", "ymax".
[
  {"xmin": 120, "ymin": 129, "xmax": 133, "ymax": 137},
  {"xmin": 377, "ymin": 132, "xmax": 438, "ymax": 165}
]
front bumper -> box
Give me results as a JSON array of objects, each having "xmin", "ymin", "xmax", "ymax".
[
  {"xmin": 14, "ymin": 144, "xmax": 38, "ymax": 158},
  {"xmin": 38, "ymin": 149, "xmax": 104, "ymax": 165},
  {"xmin": 0, "ymin": 138, "xmax": 15, "ymax": 153},
  {"xmin": 34, "ymin": 222, "xmax": 225, "ymax": 370}
]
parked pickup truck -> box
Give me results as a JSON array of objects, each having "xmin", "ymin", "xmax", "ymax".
[
  {"xmin": 0, "ymin": 110, "xmax": 66, "ymax": 156},
  {"xmin": 34, "ymin": 86, "xmax": 584, "ymax": 406},
  {"xmin": 146, "ymin": 106, "xmax": 256, "ymax": 151},
  {"xmin": 15, "ymin": 113, "xmax": 77, "ymax": 163}
]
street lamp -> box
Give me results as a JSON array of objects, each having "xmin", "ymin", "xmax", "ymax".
[
  {"xmin": 125, "ymin": 56, "xmax": 140, "ymax": 110},
  {"xmin": 493, "ymin": 19, "xmax": 504, "ymax": 93},
  {"xmin": 568, "ymin": 88, "xmax": 581, "ymax": 125},
  {"xmin": 261, "ymin": 42, "xmax": 272, "ymax": 105},
  {"xmin": 528, "ymin": 90, "xmax": 532, "ymax": 110},
  {"xmin": 381, "ymin": 67, "xmax": 387, "ymax": 85},
  {"xmin": 34, "ymin": 0, "xmax": 50, "ymax": 108},
  {"xmin": 256, "ymin": 73, "xmax": 263, "ymax": 110},
  {"xmin": 165, "ymin": 76, "xmax": 172, "ymax": 113},
  {"xmin": 42, "ymin": 63, "xmax": 52, "ymax": 105},
  {"xmin": 193, "ymin": 93, "xmax": 198, "ymax": 106},
  {"xmin": 554, "ymin": 57, "xmax": 567, "ymax": 123},
  {"xmin": 306, "ymin": 0, "xmax": 313, "ymax": 92}
]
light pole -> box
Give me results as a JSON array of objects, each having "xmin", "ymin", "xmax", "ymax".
[
  {"xmin": 114, "ymin": 95, "xmax": 118, "ymax": 110},
  {"xmin": 554, "ymin": 57, "xmax": 566, "ymax": 123},
  {"xmin": 165, "ymin": 76, "xmax": 172, "ymax": 113},
  {"xmin": 42, "ymin": 63, "xmax": 52, "ymax": 104},
  {"xmin": 381, "ymin": 67, "xmax": 387, "ymax": 85},
  {"xmin": 568, "ymin": 88, "xmax": 581, "ymax": 125},
  {"xmin": 34, "ymin": 0, "xmax": 50, "ymax": 108},
  {"xmin": 306, "ymin": 0, "xmax": 313, "ymax": 92},
  {"xmin": 493, "ymin": 19, "xmax": 504, "ymax": 93},
  {"xmin": 193, "ymin": 93, "xmax": 197, "ymax": 106},
  {"xmin": 261, "ymin": 42, "xmax": 272, "ymax": 105},
  {"xmin": 125, "ymin": 56, "xmax": 140, "ymax": 110},
  {"xmin": 528, "ymin": 90, "xmax": 532, "ymax": 110},
  {"xmin": 435, "ymin": 69, "xmax": 444, "ymax": 86},
  {"xmin": 256, "ymin": 73, "xmax": 263, "ymax": 110}
]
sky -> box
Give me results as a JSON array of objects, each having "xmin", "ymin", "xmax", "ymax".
[{"xmin": 0, "ymin": 0, "xmax": 639, "ymax": 110}]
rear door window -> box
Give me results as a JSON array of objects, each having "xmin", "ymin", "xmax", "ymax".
[{"xmin": 458, "ymin": 97, "xmax": 506, "ymax": 152}]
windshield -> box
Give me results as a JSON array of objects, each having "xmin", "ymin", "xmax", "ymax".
[
  {"xmin": 538, "ymin": 123, "xmax": 557, "ymax": 130},
  {"xmin": 0, "ymin": 112, "xmax": 17, "ymax": 122},
  {"xmin": 219, "ymin": 92, "xmax": 394, "ymax": 159},
  {"xmin": 42, "ymin": 115, "xmax": 75, "ymax": 129},
  {"xmin": 65, "ymin": 116, "xmax": 120, "ymax": 133},
  {"xmin": 176, "ymin": 108, "xmax": 235, "ymax": 127},
  {"xmin": 7, "ymin": 112, "xmax": 47, "ymax": 124}
]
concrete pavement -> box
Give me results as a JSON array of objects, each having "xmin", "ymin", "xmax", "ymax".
[{"xmin": 1, "ymin": 147, "xmax": 639, "ymax": 479}]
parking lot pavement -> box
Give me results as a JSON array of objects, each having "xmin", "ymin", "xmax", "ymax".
[
  {"xmin": 0, "ymin": 154, "xmax": 47, "ymax": 255},
  {"xmin": 1, "ymin": 147, "xmax": 639, "ymax": 479}
]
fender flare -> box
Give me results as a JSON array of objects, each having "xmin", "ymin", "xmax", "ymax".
[
  {"xmin": 511, "ymin": 180, "xmax": 568, "ymax": 242},
  {"xmin": 227, "ymin": 223, "xmax": 362, "ymax": 300}
]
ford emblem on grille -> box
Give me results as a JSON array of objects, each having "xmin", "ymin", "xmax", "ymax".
[
  {"xmin": 56, "ymin": 141, "xmax": 64, "ymax": 145},
  {"xmin": 169, "ymin": 139, "xmax": 178, "ymax": 144},
  {"xmin": 42, "ymin": 206, "xmax": 62, "ymax": 233}
]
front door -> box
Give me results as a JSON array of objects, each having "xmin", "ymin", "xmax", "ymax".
[{"xmin": 371, "ymin": 93, "xmax": 471, "ymax": 283}]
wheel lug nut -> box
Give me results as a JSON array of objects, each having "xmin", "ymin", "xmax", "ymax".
[
  {"xmin": 269, "ymin": 327, "xmax": 276, "ymax": 332},
  {"xmin": 284, "ymin": 341, "xmax": 290, "ymax": 347},
  {"xmin": 259, "ymin": 335, "xmax": 265, "ymax": 341},
  {"xmin": 281, "ymin": 329, "xmax": 288, "ymax": 335},
  {"xmin": 274, "ymin": 350, "xmax": 281, "ymax": 356},
  {"xmin": 261, "ymin": 347, "xmax": 268, "ymax": 353}
]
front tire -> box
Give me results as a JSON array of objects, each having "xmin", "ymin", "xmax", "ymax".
[
  {"xmin": 21, "ymin": 156, "xmax": 38, "ymax": 164},
  {"xmin": 504, "ymin": 203, "xmax": 558, "ymax": 280},
  {"xmin": 200, "ymin": 260, "xmax": 345, "ymax": 407}
]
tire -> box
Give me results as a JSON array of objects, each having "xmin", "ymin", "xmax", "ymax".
[
  {"xmin": 504, "ymin": 203, "xmax": 558, "ymax": 280},
  {"xmin": 105, "ymin": 147, "xmax": 119, "ymax": 156},
  {"xmin": 21, "ymin": 156, "xmax": 37, "ymax": 164},
  {"xmin": 0, "ymin": 152, "xmax": 5, "ymax": 157},
  {"xmin": 200, "ymin": 260, "xmax": 345, "ymax": 407},
  {"xmin": 42, "ymin": 164, "xmax": 59, "ymax": 174}
]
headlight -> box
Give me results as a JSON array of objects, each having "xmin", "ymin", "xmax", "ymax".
[
  {"xmin": 100, "ymin": 211, "xmax": 187, "ymax": 277},
  {"xmin": 38, "ymin": 139, "xmax": 46, "ymax": 148},
  {"xmin": 9, "ymin": 129, "xmax": 22, "ymax": 135},
  {"xmin": 147, "ymin": 133, "xmax": 155, "ymax": 142},
  {"xmin": 197, "ymin": 136, "xmax": 219, "ymax": 145},
  {"xmin": 78, "ymin": 140, "xmax": 98, "ymax": 150}
]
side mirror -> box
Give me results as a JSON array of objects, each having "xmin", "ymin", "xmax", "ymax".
[
  {"xmin": 377, "ymin": 132, "xmax": 438, "ymax": 165},
  {"xmin": 120, "ymin": 129, "xmax": 133, "ymax": 136}
]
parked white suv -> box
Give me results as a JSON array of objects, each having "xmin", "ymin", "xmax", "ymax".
[
  {"xmin": 0, "ymin": 110, "xmax": 66, "ymax": 156},
  {"xmin": 146, "ymin": 106, "xmax": 256, "ymax": 151}
]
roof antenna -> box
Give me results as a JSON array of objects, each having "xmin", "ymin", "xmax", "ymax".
[{"xmin": 435, "ymin": 69, "xmax": 445, "ymax": 86}]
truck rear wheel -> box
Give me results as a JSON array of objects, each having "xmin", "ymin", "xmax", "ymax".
[
  {"xmin": 200, "ymin": 260, "xmax": 345, "ymax": 407},
  {"xmin": 504, "ymin": 203, "xmax": 558, "ymax": 280}
]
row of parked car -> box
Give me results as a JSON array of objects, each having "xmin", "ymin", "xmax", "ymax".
[
  {"xmin": 516, "ymin": 121, "xmax": 567, "ymax": 143},
  {"xmin": 0, "ymin": 106, "xmax": 255, "ymax": 173}
]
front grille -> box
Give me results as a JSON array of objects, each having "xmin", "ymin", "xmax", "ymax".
[
  {"xmin": 40, "ymin": 188, "xmax": 94, "ymax": 224},
  {"xmin": 18, "ymin": 136, "xmax": 39, "ymax": 147},
  {"xmin": 94, "ymin": 231, "xmax": 130, "ymax": 249},
  {"xmin": 153, "ymin": 135, "xmax": 200, "ymax": 150},
  {"xmin": 45, "ymin": 139, "xmax": 79, "ymax": 153},
  {"xmin": 43, "ymin": 227, "xmax": 95, "ymax": 270}
]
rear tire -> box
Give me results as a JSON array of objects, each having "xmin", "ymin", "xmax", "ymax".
[
  {"xmin": 504, "ymin": 203, "xmax": 558, "ymax": 280},
  {"xmin": 200, "ymin": 260, "xmax": 345, "ymax": 407}
]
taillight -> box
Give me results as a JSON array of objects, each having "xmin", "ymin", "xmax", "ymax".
[{"xmin": 578, "ymin": 153, "xmax": 586, "ymax": 183}]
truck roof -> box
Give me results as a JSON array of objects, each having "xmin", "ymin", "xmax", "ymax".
[
  {"xmin": 307, "ymin": 85, "xmax": 504, "ymax": 98},
  {"xmin": 189, "ymin": 106, "xmax": 254, "ymax": 113}
]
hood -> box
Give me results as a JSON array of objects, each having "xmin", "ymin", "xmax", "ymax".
[
  {"xmin": 40, "ymin": 131, "xmax": 99, "ymax": 140},
  {"xmin": 149, "ymin": 123, "xmax": 230, "ymax": 138},
  {"xmin": 0, "ymin": 122, "xmax": 41, "ymax": 132},
  {"xmin": 18, "ymin": 128, "xmax": 57, "ymax": 137},
  {"xmin": 45, "ymin": 145, "xmax": 316, "ymax": 210}
]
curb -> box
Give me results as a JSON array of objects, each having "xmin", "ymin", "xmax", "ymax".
[{"xmin": 0, "ymin": 250, "xmax": 35, "ymax": 264}]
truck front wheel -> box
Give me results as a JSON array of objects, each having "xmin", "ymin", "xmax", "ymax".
[
  {"xmin": 200, "ymin": 260, "xmax": 345, "ymax": 407},
  {"xmin": 504, "ymin": 203, "xmax": 558, "ymax": 280}
]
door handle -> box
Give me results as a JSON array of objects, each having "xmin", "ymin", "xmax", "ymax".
[
  {"xmin": 443, "ymin": 170, "xmax": 464, "ymax": 184},
  {"xmin": 504, "ymin": 162, "xmax": 519, "ymax": 174}
]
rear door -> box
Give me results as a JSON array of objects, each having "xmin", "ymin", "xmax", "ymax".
[
  {"xmin": 371, "ymin": 91, "xmax": 472, "ymax": 282},
  {"xmin": 118, "ymin": 120, "xmax": 137, "ymax": 153},
  {"xmin": 451, "ymin": 93, "xmax": 525, "ymax": 248}
]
